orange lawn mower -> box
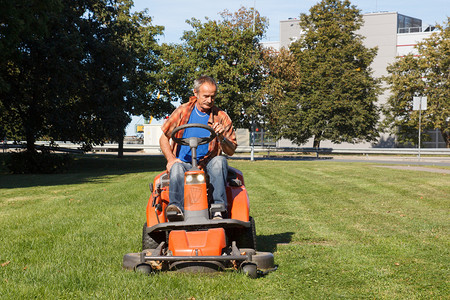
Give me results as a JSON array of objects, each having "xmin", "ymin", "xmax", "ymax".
[{"xmin": 123, "ymin": 124, "xmax": 276, "ymax": 278}]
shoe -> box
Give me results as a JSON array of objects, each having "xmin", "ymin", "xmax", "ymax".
[
  {"xmin": 212, "ymin": 212, "xmax": 223, "ymax": 220},
  {"xmin": 166, "ymin": 204, "xmax": 184, "ymax": 221}
]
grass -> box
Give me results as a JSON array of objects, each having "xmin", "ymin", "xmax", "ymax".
[{"xmin": 0, "ymin": 154, "xmax": 448, "ymax": 299}]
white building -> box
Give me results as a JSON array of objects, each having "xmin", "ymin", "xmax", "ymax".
[{"xmin": 275, "ymin": 12, "xmax": 443, "ymax": 148}]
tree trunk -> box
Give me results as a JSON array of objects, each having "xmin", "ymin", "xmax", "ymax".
[
  {"xmin": 313, "ymin": 132, "xmax": 322, "ymax": 149},
  {"xmin": 117, "ymin": 133, "xmax": 124, "ymax": 158},
  {"xmin": 25, "ymin": 126, "xmax": 36, "ymax": 153},
  {"xmin": 313, "ymin": 133, "xmax": 322, "ymax": 158}
]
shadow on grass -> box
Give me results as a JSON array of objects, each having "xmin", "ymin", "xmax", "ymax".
[
  {"xmin": 257, "ymin": 232, "xmax": 295, "ymax": 253},
  {"xmin": 0, "ymin": 154, "xmax": 166, "ymax": 189}
]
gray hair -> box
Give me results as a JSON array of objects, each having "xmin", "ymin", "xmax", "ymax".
[{"xmin": 193, "ymin": 75, "xmax": 217, "ymax": 92}]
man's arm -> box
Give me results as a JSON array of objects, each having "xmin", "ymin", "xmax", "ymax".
[
  {"xmin": 159, "ymin": 133, "xmax": 181, "ymax": 173},
  {"xmin": 211, "ymin": 122, "xmax": 237, "ymax": 156},
  {"xmin": 219, "ymin": 136, "xmax": 237, "ymax": 156}
]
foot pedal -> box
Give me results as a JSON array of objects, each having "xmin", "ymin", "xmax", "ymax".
[
  {"xmin": 166, "ymin": 204, "xmax": 184, "ymax": 222},
  {"xmin": 210, "ymin": 203, "xmax": 226, "ymax": 219},
  {"xmin": 166, "ymin": 210, "xmax": 184, "ymax": 222}
]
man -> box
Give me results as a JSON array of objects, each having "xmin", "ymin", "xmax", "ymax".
[{"xmin": 159, "ymin": 75, "xmax": 237, "ymax": 221}]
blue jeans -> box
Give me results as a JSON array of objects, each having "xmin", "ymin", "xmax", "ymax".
[{"xmin": 169, "ymin": 156, "xmax": 228, "ymax": 212}]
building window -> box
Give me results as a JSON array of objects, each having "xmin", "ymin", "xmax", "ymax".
[{"xmin": 398, "ymin": 14, "xmax": 422, "ymax": 33}]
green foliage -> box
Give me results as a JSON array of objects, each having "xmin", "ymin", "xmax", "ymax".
[
  {"xmin": 269, "ymin": 0, "xmax": 381, "ymax": 147},
  {"xmin": 260, "ymin": 48, "xmax": 305, "ymax": 141},
  {"xmin": 5, "ymin": 150, "xmax": 72, "ymax": 174},
  {"xmin": 0, "ymin": 0, "xmax": 68, "ymax": 148},
  {"xmin": 0, "ymin": 0, "xmax": 61, "ymax": 93},
  {"xmin": 0, "ymin": 0, "xmax": 168, "ymax": 155},
  {"xmin": 383, "ymin": 18, "xmax": 450, "ymax": 147},
  {"xmin": 157, "ymin": 7, "xmax": 269, "ymax": 128}
]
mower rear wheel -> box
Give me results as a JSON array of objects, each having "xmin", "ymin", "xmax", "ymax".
[{"xmin": 142, "ymin": 222, "xmax": 159, "ymax": 250}]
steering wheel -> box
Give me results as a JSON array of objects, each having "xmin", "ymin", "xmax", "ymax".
[{"xmin": 171, "ymin": 123, "xmax": 216, "ymax": 146}]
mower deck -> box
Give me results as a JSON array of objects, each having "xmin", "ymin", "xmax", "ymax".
[{"xmin": 123, "ymin": 243, "xmax": 276, "ymax": 278}]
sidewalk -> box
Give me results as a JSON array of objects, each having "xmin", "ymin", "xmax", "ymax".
[
  {"xmin": 231, "ymin": 153, "xmax": 450, "ymax": 167},
  {"xmin": 330, "ymin": 154, "xmax": 450, "ymax": 165}
]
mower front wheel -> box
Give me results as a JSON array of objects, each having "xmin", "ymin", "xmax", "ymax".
[
  {"xmin": 241, "ymin": 262, "xmax": 257, "ymax": 279},
  {"xmin": 135, "ymin": 263, "xmax": 153, "ymax": 275}
]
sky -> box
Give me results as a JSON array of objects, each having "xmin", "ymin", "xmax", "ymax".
[{"xmin": 132, "ymin": 0, "xmax": 449, "ymax": 44}]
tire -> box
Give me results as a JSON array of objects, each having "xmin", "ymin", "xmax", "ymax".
[
  {"xmin": 142, "ymin": 222, "xmax": 159, "ymax": 250},
  {"xmin": 241, "ymin": 262, "xmax": 258, "ymax": 279},
  {"xmin": 135, "ymin": 263, "xmax": 153, "ymax": 274},
  {"xmin": 236, "ymin": 217, "xmax": 257, "ymax": 249}
]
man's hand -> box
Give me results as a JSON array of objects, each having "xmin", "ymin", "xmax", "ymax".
[
  {"xmin": 166, "ymin": 158, "xmax": 182, "ymax": 174},
  {"xmin": 211, "ymin": 122, "xmax": 236, "ymax": 156},
  {"xmin": 160, "ymin": 133, "xmax": 182, "ymax": 173},
  {"xmin": 211, "ymin": 122, "xmax": 225, "ymax": 138}
]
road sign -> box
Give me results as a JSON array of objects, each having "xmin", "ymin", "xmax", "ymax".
[{"xmin": 413, "ymin": 96, "xmax": 427, "ymax": 111}]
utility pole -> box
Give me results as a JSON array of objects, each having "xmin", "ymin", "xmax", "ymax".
[
  {"xmin": 251, "ymin": 116, "xmax": 255, "ymax": 161},
  {"xmin": 413, "ymin": 96, "xmax": 427, "ymax": 161},
  {"xmin": 419, "ymin": 103, "xmax": 422, "ymax": 160},
  {"xmin": 250, "ymin": 0, "xmax": 256, "ymax": 162},
  {"xmin": 253, "ymin": 0, "xmax": 256, "ymax": 32}
]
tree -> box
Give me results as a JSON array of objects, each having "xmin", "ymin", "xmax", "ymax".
[
  {"xmin": 383, "ymin": 18, "xmax": 450, "ymax": 148},
  {"xmin": 157, "ymin": 7, "xmax": 268, "ymax": 128},
  {"xmin": 259, "ymin": 48, "xmax": 305, "ymax": 142},
  {"xmin": 0, "ymin": 0, "xmax": 89, "ymax": 152},
  {"xmin": 0, "ymin": 0, "xmax": 168, "ymax": 158},
  {"xmin": 0, "ymin": 0, "xmax": 60, "ymax": 94},
  {"xmin": 276, "ymin": 0, "xmax": 380, "ymax": 148},
  {"xmin": 78, "ymin": 0, "xmax": 168, "ymax": 157}
]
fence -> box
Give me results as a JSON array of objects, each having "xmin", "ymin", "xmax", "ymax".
[{"xmin": 2, "ymin": 141, "xmax": 449, "ymax": 156}]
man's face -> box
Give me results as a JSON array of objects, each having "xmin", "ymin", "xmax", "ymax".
[{"xmin": 194, "ymin": 82, "xmax": 217, "ymax": 113}]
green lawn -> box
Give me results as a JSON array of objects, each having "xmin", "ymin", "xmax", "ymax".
[{"xmin": 0, "ymin": 155, "xmax": 448, "ymax": 299}]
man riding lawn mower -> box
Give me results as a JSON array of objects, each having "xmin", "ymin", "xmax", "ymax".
[{"xmin": 122, "ymin": 76, "xmax": 276, "ymax": 278}]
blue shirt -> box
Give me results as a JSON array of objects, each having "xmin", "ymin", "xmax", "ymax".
[{"xmin": 177, "ymin": 105, "xmax": 211, "ymax": 163}]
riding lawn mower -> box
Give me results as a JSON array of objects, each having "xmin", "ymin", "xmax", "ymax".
[{"xmin": 123, "ymin": 124, "xmax": 276, "ymax": 278}]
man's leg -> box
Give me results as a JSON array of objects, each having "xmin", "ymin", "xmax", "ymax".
[
  {"xmin": 205, "ymin": 156, "xmax": 228, "ymax": 212},
  {"xmin": 168, "ymin": 162, "xmax": 191, "ymax": 212}
]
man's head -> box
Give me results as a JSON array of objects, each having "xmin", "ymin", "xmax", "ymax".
[{"xmin": 193, "ymin": 75, "xmax": 217, "ymax": 113}]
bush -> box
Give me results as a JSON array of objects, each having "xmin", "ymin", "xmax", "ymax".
[{"xmin": 6, "ymin": 150, "xmax": 73, "ymax": 174}]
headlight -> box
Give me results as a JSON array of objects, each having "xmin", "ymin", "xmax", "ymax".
[
  {"xmin": 197, "ymin": 174, "xmax": 205, "ymax": 182},
  {"xmin": 186, "ymin": 175, "xmax": 193, "ymax": 183},
  {"xmin": 185, "ymin": 174, "xmax": 205, "ymax": 184}
]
